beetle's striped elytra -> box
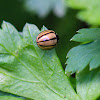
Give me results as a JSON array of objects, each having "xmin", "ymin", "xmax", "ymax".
[{"xmin": 36, "ymin": 30, "xmax": 59, "ymax": 50}]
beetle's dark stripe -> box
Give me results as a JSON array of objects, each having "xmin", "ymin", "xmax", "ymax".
[
  {"xmin": 39, "ymin": 44, "xmax": 56, "ymax": 47},
  {"xmin": 49, "ymin": 31, "xmax": 55, "ymax": 33},
  {"xmin": 38, "ymin": 32, "xmax": 54, "ymax": 39},
  {"xmin": 37, "ymin": 37, "xmax": 57, "ymax": 43},
  {"xmin": 56, "ymin": 34, "xmax": 59, "ymax": 43}
]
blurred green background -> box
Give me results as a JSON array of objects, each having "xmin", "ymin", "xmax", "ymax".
[{"xmin": 0, "ymin": 0, "xmax": 87, "ymax": 67}]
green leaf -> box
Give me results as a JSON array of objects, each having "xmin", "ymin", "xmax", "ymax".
[
  {"xmin": 76, "ymin": 67, "xmax": 100, "ymax": 100},
  {"xmin": 41, "ymin": 25, "xmax": 48, "ymax": 32},
  {"xmin": 22, "ymin": 0, "xmax": 67, "ymax": 18},
  {"xmin": 66, "ymin": 39, "xmax": 100, "ymax": 73},
  {"xmin": 0, "ymin": 21, "xmax": 80, "ymax": 100},
  {"xmin": 71, "ymin": 28, "xmax": 100, "ymax": 43},
  {"xmin": 67, "ymin": 0, "xmax": 100, "ymax": 25},
  {"xmin": 0, "ymin": 96, "xmax": 23, "ymax": 100},
  {"xmin": 65, "ymin": 28, "xmax": 100, "ymax": 73}
]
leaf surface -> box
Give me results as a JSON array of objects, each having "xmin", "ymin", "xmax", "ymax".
[
  {"xmin": 76, "ymin": 67, "xmax": 100, "ymax": 100},
  {"xmin": 0, "ymin": 21, "xmax": 79, "ymax": 100},
  {"xmin": 65, "ymin": 28, "xmax": 100, "ymax": 73},
  {"xmin": 71, "ymin": 28, "xmax": 100, "ymax": 43}
]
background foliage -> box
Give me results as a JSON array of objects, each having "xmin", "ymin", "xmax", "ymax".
[{"xmin": 67, "ymin": 0, "xmax": 100, "ymax": 26}]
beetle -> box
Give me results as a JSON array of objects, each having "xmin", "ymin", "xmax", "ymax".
[{"xmin": 36, "ymin": 30, "xmax": 59, "ymax": 50}]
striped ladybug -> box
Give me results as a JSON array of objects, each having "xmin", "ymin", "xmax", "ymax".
[{"xmin": 36, "ymin": 30, "xmax": 59, "ymax": 50}]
